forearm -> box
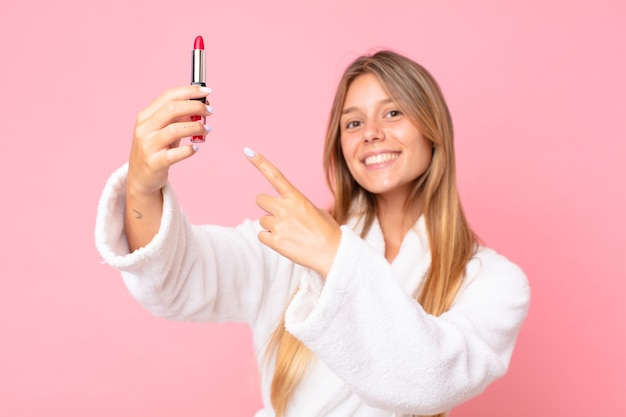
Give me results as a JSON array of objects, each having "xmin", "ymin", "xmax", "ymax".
[
  {"xmin": 119, "ymin": 85, "xmax": 212, "ymax": 252},
  {"xmin": 124, "ymin": 187, "xmax": 164, "ymax": 252},
  {"xmin": 285, "ymin": 227, "xmax": 530, "ymax": 414}
]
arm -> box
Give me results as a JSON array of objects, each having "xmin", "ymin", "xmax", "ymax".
[
  {"xmin": 95, "ymin": 164, "xmax": 298, "ymax": 325},
  {"xmin": 124, "ymin": 188, "xmax": 163, "ymax": 252},
  {"xmin": 284, "ymin": 226, "xmax": 531, "ymax": 415},
  {"xmin": 123, "ymin": 85, "xmax": 212, "ymax": 252},
  {"xmin": 95, "ymin": 86, "xmax": 295, "ymax": 325}
]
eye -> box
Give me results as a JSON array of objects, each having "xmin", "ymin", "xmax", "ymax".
[
  {"xmin": 385, "ymin": 110, "xmax": 402, "ymax": 118},
  {"xmin": 345, "ymin": 120, "xmax": 362, "ymax": 129}
]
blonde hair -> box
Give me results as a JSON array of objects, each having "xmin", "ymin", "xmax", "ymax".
[{"xmin": 268, "ymin": 50, "xmax": 476, "ymax": 417}]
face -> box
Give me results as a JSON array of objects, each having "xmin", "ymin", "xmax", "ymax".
[{"xmin": 340, "ymin": 73, "xmax": 433, "ymax": 203}]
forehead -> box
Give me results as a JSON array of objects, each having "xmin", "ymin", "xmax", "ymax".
[{"xmin": 343, "ymin": 73, "xmax": 391, "ymax": 109}]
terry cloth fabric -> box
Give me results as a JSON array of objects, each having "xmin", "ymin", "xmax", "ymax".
[{"xmin": 95, "ymin": 164, "xmax": 530, "ymax": 417}]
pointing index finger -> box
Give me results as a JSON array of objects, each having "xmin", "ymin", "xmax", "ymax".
[{"xmin": 244, "ymin": 147, "xmax": 298, "ymax": 197}]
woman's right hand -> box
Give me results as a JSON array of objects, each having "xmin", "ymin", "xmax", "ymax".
[
  {"xmin": 127, "ymin": 85, "xmax": 213, "ymax": 196},
  {"xmin": 124, "ymin": 85, "xmax": 212, "ymax": 252}
]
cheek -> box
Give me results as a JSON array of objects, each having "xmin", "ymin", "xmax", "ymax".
[
  {"xmin": 340, "ymin": 135, "xmax": 357, "ymax": 160},
  {"xmin": 409, "ymin": 129, "xmax": 432, "ymax": 156},
  {"xmin": 420, "ymin": 139, "xmax": 433, "ymax": 162},
  {"xmin": 405, "ymin": 132, "xmax": 434, "ymax": 173},
  {"xmin": 416, "ymin": 144, "xmax": 433, "ymax": 172},
  {"xmin": 339, "ymin": 137, "xmax": 361, "ymax": 176}
]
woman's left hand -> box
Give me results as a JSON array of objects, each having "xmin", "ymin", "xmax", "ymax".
[{"xmin": 244, "ymin": 147, "xmax": 341, "ymax": 278}]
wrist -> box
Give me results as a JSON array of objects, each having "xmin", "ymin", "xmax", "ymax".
[
  {"xmin": 318, "ymin": 227, "xmax": 342, "ymax": 279},
  {"xmin": 125, "ymin": 182, "xmax": 162, "ymax": 201},
  {"xmin": 125, "ymin": 186, "xmax": 163, "ymax": 220}
]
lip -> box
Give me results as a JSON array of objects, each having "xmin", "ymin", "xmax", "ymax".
[{"xmin": 361, "ymin": 150, "xmax": 401, "ymax": 167}]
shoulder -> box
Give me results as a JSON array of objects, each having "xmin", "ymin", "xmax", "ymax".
[
  {"xmin": 459, "ymin": 246, "xmax": 531, "ymax": 305},
  {"xmin": 468, "ymin": 246, "xmax": 526, "ymax": 280}
]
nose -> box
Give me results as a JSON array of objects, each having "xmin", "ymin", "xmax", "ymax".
[{"xmin": 363, "ymin": 120, "xmax": 384, "ymax": 143}]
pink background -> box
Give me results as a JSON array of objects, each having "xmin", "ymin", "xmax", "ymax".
[{"xmin": 1, "ymin": 0, "xmax": 624, "ymax": 415}]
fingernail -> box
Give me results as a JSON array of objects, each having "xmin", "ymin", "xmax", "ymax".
[
  {"xmin": 243, "ymin": 147, "xmax": 256, "ymax": 158},
  {"xmin": 199, "ymin": 86, "xmax": 212, "ymax": 94},
  {"xmin": 192, "ymin": 144, "xmax": 200, "ymax": 152},
  {"xmin": 204, "ymin": 125, "xmax": 212, "ymax": 133},
  {"xmin": 206, "ymin": 105, "xmax": 214, "ymax": 114}
]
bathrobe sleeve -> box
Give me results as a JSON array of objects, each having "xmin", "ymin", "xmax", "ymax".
[
  {"xmin": 94, "ymin": 164, "xmax": 297, "ymax": 326},
  {"xmin": 284, "ymin": 226, "xmax": 531, "ymax": 415}
]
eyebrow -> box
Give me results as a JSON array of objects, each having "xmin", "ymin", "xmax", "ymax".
[{"xmin": 341, "ymin": 98, "xmax": 396, "ymax": 115}]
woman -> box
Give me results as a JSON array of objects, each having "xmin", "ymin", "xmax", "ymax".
[{"xmin": 95, "ymin": 50, "xmax": 530, "ymax": 417}]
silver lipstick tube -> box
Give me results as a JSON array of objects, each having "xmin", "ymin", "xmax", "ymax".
[{"xmin": 191, "ymin": 49, "xmax": 205, "ymax": 85}]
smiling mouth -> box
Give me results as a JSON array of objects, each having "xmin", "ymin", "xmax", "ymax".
[{"xmin": 364, "ymin": 152, "xmax": 400, "ymax": 166}]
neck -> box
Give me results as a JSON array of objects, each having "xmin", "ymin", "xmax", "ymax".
[{"xmin": 376, "ymin": 194, "xmax": 422, "ymax": 262}]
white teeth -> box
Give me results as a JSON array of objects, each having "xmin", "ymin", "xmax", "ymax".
[{"xmin": 364, "ymin": 153, "xmax": 399, "ymax": 166}]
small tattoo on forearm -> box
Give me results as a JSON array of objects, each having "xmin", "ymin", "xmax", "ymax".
[{"xmin": 132, "ymin": 209, "xmax": 143, "ymax": 219}]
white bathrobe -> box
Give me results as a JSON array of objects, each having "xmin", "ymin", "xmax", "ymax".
[{"xmin": 95, "ymin": 164, "xmax": 530, "ymax": 417}]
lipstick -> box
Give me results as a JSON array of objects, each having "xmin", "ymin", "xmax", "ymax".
[{"xmin": 191, "ymin": 35, "xmax": 206, "ymax": 143}]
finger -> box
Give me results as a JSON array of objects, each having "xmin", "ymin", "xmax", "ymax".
[
  {"xmin": 151, "ymin": 121, "xmax": 212, "ymax": 151},
  {"xmin": 255, "ymin": 193, "xmax": 281, "ymax": 215},
  {"xmin": 258, "ymin": 214, "xmax": 276, "ymax": 232},
  {"xmin": 149, "ymin": 143, "xmax": 201, "ymax": 171},
  {"xmin": 169, "ymin": 138, "xmax": 181, "ymax": 150},
  {"xmin": 150, "ymin": 100, "xmax": 212, "ymax": 131},
  {"xmin": 243, "ymin": 147, "xmax": 299, "ymax": 197},
  {"xmin": 257, "ymin": 229, "xmax": 273, "ymax": 250},
  {"xmin": 138, "ymin": 85, "xmax": 212, "ymax": 124}
]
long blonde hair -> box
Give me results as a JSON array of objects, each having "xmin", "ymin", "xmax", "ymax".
[{"xmin": 268, "ymin": 50, "xmax": 476, "ymax": 417}]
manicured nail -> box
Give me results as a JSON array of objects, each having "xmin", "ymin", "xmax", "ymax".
[
  {"xmin": 243, "ymin": 147, "xmax": 256, "ymax": 158},
  {"xmin": 206, "ymin": 105, "xmax": 214, "ymax": 114},
  {"xmin": 192, "ymin": 144, "xmax": 200, "ymax": 152},
  {"xmin": 204, "ymin": 125, "xmax": 212, "ymax": 133},
  {"xmin": 199, "ymin": 86, "xmax": 212, "ymax": 94}
]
